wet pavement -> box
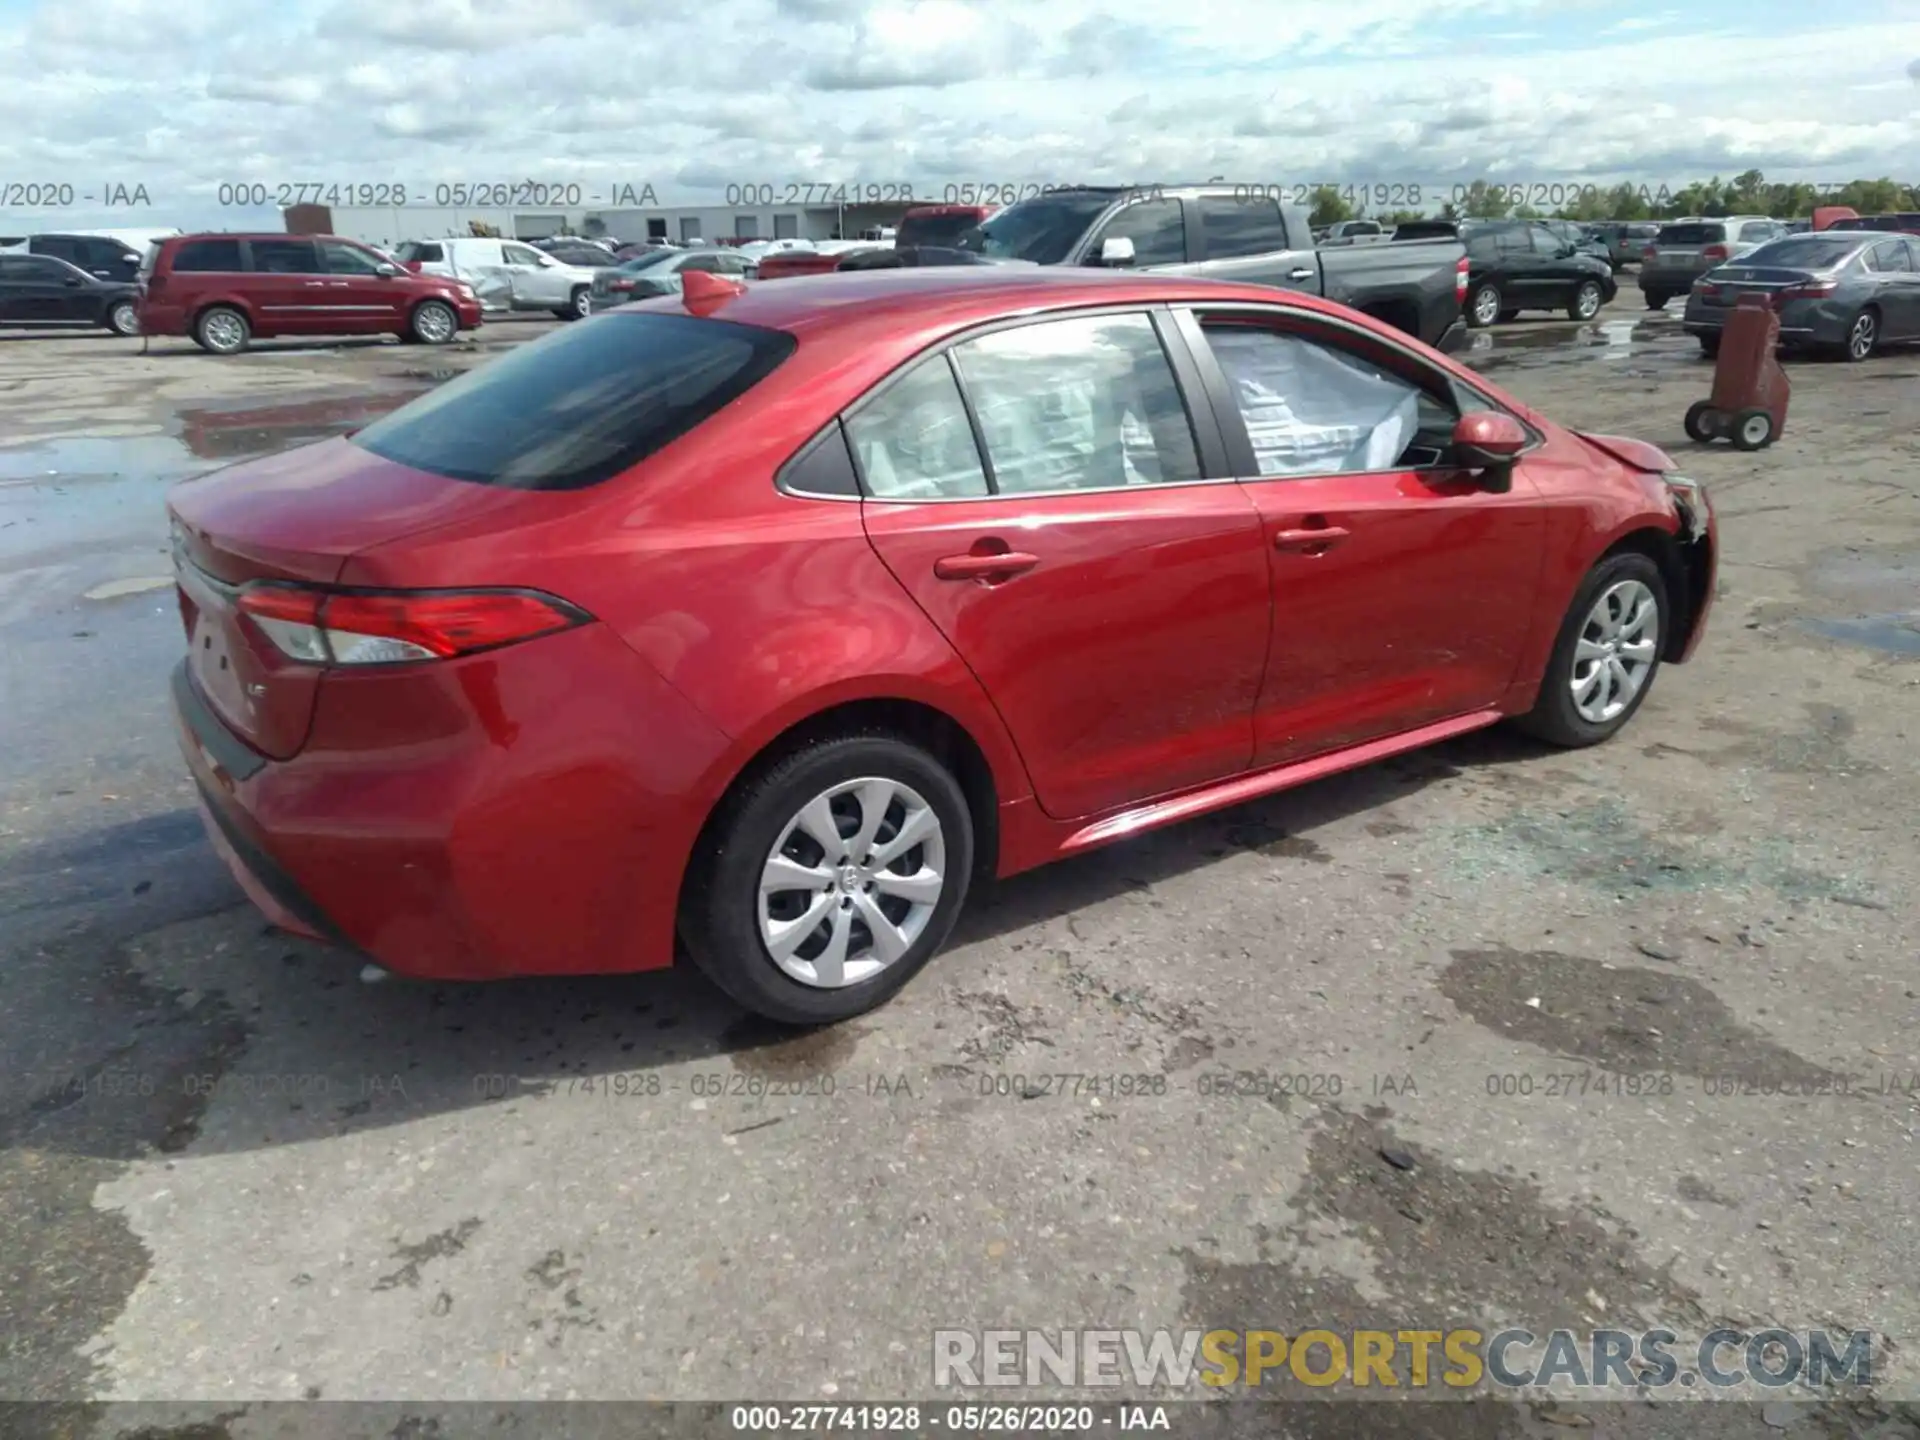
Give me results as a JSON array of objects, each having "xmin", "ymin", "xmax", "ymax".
[{"xmin": 1, "ymin": 302, "xmax": 1917, "ymax": 1438}]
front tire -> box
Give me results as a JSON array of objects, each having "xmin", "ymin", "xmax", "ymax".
[
  {"xmin": 407, "ymin": 299, "xmax": 457, "ymax": 345},
  {"xmin": 1513, "ymin": 553, "xmax": 1668, "ymax": 748},
  {"xmin": 681, "ymin": 734, "xmax": 974, "ymax": 1025},
  {"xmin": 192, "ymin": 305, "xmax": 250, "ymax": 355},
  {"xmin": 1569, "ymin": 280, "xmax": 1603, "ymax": 321}
]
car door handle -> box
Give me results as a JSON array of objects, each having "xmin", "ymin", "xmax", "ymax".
[
  {"xmin": 1274, "ymin": 526, "xmax": 1350, "ymax": 551},
  {"xmin": 1288, "ymin": 267, "xmax": 1315, "ymax": 281},
  {"xmin": 303, "ymin": 280, "xmax": 325, "ymax": 287},
  {"xmin": 933, "ymin": 550, "xmax": 1040, "ymax": 581}
]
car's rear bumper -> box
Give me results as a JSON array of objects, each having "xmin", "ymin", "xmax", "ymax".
[
  {"xmin": 135, "ymin": 301, "xmax": 188, "ymax": 336},
  {"xmin": 169, "ymin": 624, "xmax": 734, "ymax": 982},
  {"xmin": 1681, "ymin": 296, "xmax": 1843, "ymax": 345}
]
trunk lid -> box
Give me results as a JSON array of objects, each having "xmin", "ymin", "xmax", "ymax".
[
  {"xmin": 167, "ymin": 436, "xmax": 529, "ymax": 758},
  {"xmin": 1699, "ymin": 265, "xmax": 1818, "ymax": 306}
]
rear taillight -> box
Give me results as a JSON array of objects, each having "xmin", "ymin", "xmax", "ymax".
[
  {"xmin": 237, "ymin": 586, "xmax": 587, "ymax": 665},
  {"xmin": 1454, "ymin": 255, "xmax": 1469, "ymax": 300},
  {"xmin": 1642, "ymin": 243, "xmax": 1658, "ymax": 261},
  {"xmin": 1701, "ymin": 244, "xmax": 1730, "ymax": 263},
  {"xmin": 1697, "ymin": 282, "xmax": 1721, "ymax": 299},
  {"xmin": 1779, "ymin": 280, "xmax": 1836, "ymax": 300}
]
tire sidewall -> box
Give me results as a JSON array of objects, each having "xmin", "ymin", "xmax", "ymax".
[
  {"xmin": 685, "ymin": 735, "xmax": 975, "ymax": 1025},
  {"xmin": 1525, "ymin": 553, "xmax": 1669, "ymax": 746},
  {"xmin": 1572, "ymin": 282, "xmax": 1601, "ymax": 319},
  {"xmin": 1468, "ymin": 284, "xmax": 1501, "ymax": 328},
  {"xmin": 571, "ymin": 286, "xmax": 591, "ymax": 319}
]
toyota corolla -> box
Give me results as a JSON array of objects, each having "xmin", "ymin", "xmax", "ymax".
[{"xmin": 167, "ymin": 267, "xmax": 1716, "ymax": 1025}]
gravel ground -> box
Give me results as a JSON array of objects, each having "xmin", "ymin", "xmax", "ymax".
[{"xmin": 0, "ymin": 301, "xmax": 1915, "ymax": 1440}]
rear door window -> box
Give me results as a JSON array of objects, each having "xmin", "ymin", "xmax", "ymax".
[
  {"xmin": 248, "ymin": 239, "xmax": 322, "ymax": 273},
  {"xmin": 949, "ymin": 312, "xmax": 1202, "ymax": 494},
  {"xmin": 844, "ymin": 356, "xmax": 990, "ymax": 501},
  {"xmin": 397, "ymin": 241, "xmax": 444, "ymax": 264},
  {"xmin": 170, "ymin": 239, "xmax": 245, "ymax": 272},
  {"xmin": 349, "ymin": 312, "xmax": 797, "ymax": 490},
  {"xmin": 1865, "ymin": 241, "xmax": 1912, "ymax": 273},
  {"xmin": 1198, "ymin": 197, "xmax": 1286, "ymax": 260}
]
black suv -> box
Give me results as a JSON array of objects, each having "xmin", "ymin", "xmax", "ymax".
[
  {"xmin": 5, "ymin": 233, "xmax": 145, "ymax": 281},
  {"xmin": 1460, "ymin": 219, "xmax": 1618, "ymax": 327},
  {"xmin": 0, "ymin": 253, "xmax": 141, "ymax": 334}
]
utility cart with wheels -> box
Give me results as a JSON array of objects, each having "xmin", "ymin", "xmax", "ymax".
[{"xmin": 1684, "ymin": 292, "xmax": 1789, "ymax": 451}]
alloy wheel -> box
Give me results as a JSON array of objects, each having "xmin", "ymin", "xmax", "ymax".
[
  {"xmin": 1570, "ymin": 579, "xmax": 1659, "ymax": 724},
  {"xmin": 202, "ymin": 311, "xmax": 245, "ymax": 352},
  {"xmin": 757, "ymin": 777, "xmax": 946, "ymax": 989},
  {"xmin": 1574, "ymin": 283, "xmax": 1601, "ymax": 319},
  {"xmin": 414, "ymin": 303, "xmax": 454, "ymax": 343},
  {"xmin": 1472, "ymin": 288, "xmax": 1500, "ymax": 326},
  {"xmin": 109, "ymin": 301, "xmax": 139, "ymax": 335},
  {"xmin": 1848, "ymin": 313, "xmax": 1876, "ymax": 361}
]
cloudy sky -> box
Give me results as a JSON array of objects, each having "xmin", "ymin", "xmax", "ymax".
[{"xmin": 2, "ymin": 0, "xmax": 1918, "ymax": 231}]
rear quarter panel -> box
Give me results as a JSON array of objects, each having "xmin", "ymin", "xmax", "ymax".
[{"xmin": 341, "ymin": 370, "xmax": 1038, "ymax": 837}]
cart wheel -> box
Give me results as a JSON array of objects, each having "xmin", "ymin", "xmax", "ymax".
[
  {"xmin": 1730, "ymin": 408, "xmax": 1773, "ymax": 451},
  {"xmin": 1683, "ymin": 401, "xmax": 1718, "ymax": 443}
]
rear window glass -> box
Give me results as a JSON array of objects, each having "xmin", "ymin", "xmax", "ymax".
[
  {"xmin": 1656, "ymin": 223, "xmax": 1725, "ymax": 245},
  {"xmin": 349, "ymin": 312, "xmax": 797, "ymax": 490},
  {"xmin": 397, "ymin": 241, "xmax": 444, "ymax": 262},
  {"xmin": 171, "ymin": 239, "xmax": 244, "ymax": 272},
  {"xmin": 1743, "ymin": 236, "xmax": 1864, "ymax": 268}
]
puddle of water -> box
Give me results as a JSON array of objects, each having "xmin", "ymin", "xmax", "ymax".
[
  {"xmin": 1805, "ymin": 614, "xmax": 1920, "ymax": 657},
  {"xmin": 0, "ymin": 434, "xmax": 207, "ymax": 484}
]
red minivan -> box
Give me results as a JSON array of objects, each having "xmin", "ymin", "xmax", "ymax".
[{"xmin": 137, "ymin": 233, "xmax": 484, "ymax": 354}]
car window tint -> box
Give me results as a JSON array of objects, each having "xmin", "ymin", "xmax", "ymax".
[
  {"xmin": 502, "ymin": 244, "xmax": 545, "ymax": 265},
  {"xmin": 1091, "ymin": 198, "xmax": 1186, "ymax": 266},
  {"xmin": 250, "ymin": 239, "xmax": 322, "ymax": 274},
  {"xmin": 1497, "ymin": 227, "xmax": 1531, "ymax": 255},
  {"xmin": 319, "ymin": 240, "xmax": 385, "ymax": 275},
  {"xmin": 951, "ymin": 312, "xmax": 1201, "ymax": 494},
  {"xmin": 1201, "ymin": 325, "xmax": 1429, "ymax": 478},
  {"xmin": 1197, "ymin": 197, "xmax": 1285, "ymax": 259},
  {"xmin": 350, "ymin": 313, "xmax": 796, "ymax": 491},
  {"xmin": 171, "ymin": 238, "xmax": 244, "ymax": 272},
  {"xmin": 1867, "ymin": 240, "xmax": 1911, "ymax": 273},
  {"xmin": 845, "ymin": 356, "xmax": 990, "ymax": 501},
  {"xmin": 1529, "ymin": 226, "xmax": 1563, "ymax": 255}
]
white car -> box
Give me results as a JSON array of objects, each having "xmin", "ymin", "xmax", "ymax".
[{"xmin": 391, "ymin": 236, "xmax": 607, "ymax": 320}]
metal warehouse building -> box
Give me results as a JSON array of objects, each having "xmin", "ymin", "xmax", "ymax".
[{"xmin": 289, "ymin": 202, "xmax": 919, "ymax": 250}]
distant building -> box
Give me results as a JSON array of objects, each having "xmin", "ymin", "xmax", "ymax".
[{"xmin": 295, "ymin": 202, "xmax": 919, "ymax": 250}]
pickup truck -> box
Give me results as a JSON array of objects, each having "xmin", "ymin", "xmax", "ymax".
[{"xmin": 956, "ymin": 185, "xmax": 1467, "ymax": 350}]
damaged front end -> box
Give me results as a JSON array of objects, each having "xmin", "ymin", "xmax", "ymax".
[{"xmin": 1659, "ymin": 472, "xmax": 1717, "ymax": 662}]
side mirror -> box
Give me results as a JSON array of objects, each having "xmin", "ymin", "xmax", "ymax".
[
  {"xmin": 375, "ymin": 262, "xmax": 401, "ymax": 277},
  {"xmin": 1453, "ymin": 412, "xmax": 1528, "ymax": 492},
  {"xmin": 1098, "ymin": 235, "xmax": 1136, "ymax": 267},
  {"xmin": 63, "ymin": 276, "xmax": 83, "ymax": 287}
]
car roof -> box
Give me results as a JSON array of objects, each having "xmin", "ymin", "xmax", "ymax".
[{"xmin": 624, "ymin": 265, "xmax": 1372, "ymax": 343}]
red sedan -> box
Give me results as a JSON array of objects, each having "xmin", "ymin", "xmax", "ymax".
[{"xmin": 167, "ymin": 268, "xmax": 1717, "ymax": 1024}]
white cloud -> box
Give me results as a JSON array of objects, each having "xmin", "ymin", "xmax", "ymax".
[{"xmin": 0, "ymin": 0, "xmax": 1916, "ymax": 230}]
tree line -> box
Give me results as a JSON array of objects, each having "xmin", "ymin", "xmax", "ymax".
[{"xmin": 1310, "ymin": 170, "xmax": 1920, "ymax": 229}]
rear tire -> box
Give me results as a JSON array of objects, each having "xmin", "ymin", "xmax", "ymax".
[
  {"xmin": 1569, "ymin": 280, "xmax": 1603, "ymax": 321},
  {"xmin": 1467, "ymin": 283, "xmax": 1503, "ymax": 328},
  {"xmin": 106, "ymin": 299, "xmax": 140, "ymax": 336},
  {"xmin": 681, "ymin": 733, "xmax": 974, "ymax": 1025},
  {"xmin": 1513, "ymin": 552, "xmax": 1668, "ymax": 749},
  {"xmin": 1644, "ymin": 292, "xmax": 1669, "ymax": 311},
  {"xmin": 1843, "ymin": 308, "xmax": 1878, "ymax": 362},
  {"xmin": 1697, "ymin": 334, "xmax": 1720, "ymax": 359},
  {"xmin": 567, "ymin": 286, "xmax": 591, "ymax": 320},
  {"xmin": 192, "ymin": 305, "xmax": 249, "ymax": 355}
]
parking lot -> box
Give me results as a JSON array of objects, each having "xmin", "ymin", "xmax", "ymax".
[{"xmin": 2, "ymin": 296, "xmax": 1917, "ymax": 1435}]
